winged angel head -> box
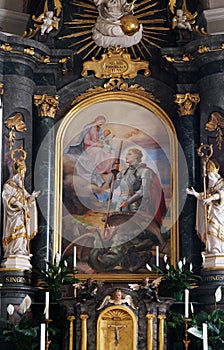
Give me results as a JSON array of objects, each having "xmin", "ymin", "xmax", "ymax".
[{"xmin": 97, "ymin": 288, "xmax": 137, "ymax": 310}]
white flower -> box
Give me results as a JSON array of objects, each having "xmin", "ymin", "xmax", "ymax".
[
  {"xmin": 215, "ymin": 286, "xmax": 222, "ymax": 303},
  {"xmin": 178, "ymin": 260, "xmax": 183, "ymax": 271},
  {"xmin": 19, "ymin": 295, "xmax": 31, "ymax": 314},
  {"xmin": 164, "ymin": 254, "xmax": 168, "ymax": 263},
  {"xmin": 166, "ymin": 264, "xmax": 170, "ymax": 270},
  {"xmin": 189, "ymin": 263, "xmax": 193, "ymax": 272},
  {"xmin": 183, "ymin": 257, "xmax": 186, "ymax": 265},
  {"xmin": 146, "ymin": 263, "xmax": 152, "ymax": 271},
  {"xmin": 7, "ymin": 304, "xmax": 14, "ymax": 315},
  {"xmin": 55, "ymin": 252, "xmax": 61, "ymax": 266},
  {"xmin": 64, "ymin": 260, "xmax": 68, "ymax": 267}
]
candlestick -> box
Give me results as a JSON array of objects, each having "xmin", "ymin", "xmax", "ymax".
[
  {"xmin": 156, "ymin": 246, "xmax": 159, "ymax": 266},
  {"xmin": 73, "ymin": 245, "xmax": 77, "ymax": 268},
  {"xmin": 183, "ymin": 318, "xmax": 191, "ymax": 350},
  {"xmin": 45, "ymin": 292, "xmax": 50, "ymax": 320},
  {"xmin": 40, "ymin": 323, "xmax": 46, "ymax": 350},
  {"xmin": 184, "ymin": 289, "xmax": 189, "ymax": 318},
  {"xmin": 202, "ymin": 323, "xmax": 208, "ymax": 350}
]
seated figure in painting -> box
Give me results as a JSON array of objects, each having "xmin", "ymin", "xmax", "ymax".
[
  {"xmin": 88, "ymin": 147, "xmax": 167, "ymax": 272},
  {"xmin": 2, "ymin": 150, "xmax": 39, "ymax": 258},
  {"xmin": 65, "ymin": 115, "xmax": 115, "ymax": 189},
  {"xmin": 186, "ymin": 160, "xmax": 224, "ymax": 254}
]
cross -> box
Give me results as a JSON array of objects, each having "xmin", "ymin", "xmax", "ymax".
[{"xmin": 108, "ymin": 323, "xmax": 126, "ymax": 345}]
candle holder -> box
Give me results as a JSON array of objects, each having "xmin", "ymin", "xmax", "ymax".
[
  {"xmin": 183, "ymin": 318, "xmax": 191, "ymax": 350},
  {"xmin": 45, "ymin": 319, "xmax": 53, "ymax": 350}
]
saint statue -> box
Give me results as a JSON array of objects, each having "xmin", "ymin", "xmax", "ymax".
[
  {"xmin": 2, "ymin": 149, "xmax": 39, "ymax": 258},
  {"xmin": 186, "ymin": 160, "xmax": 224, "ymax": 254}
]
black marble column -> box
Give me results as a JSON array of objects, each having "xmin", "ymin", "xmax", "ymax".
[
  {"xmin": 32, "ymin": 94, "xmax": 58, "ymax": 270},
  {"xmin": 175, "ymin": 93, "xmax": 203, "ymax": 266}
]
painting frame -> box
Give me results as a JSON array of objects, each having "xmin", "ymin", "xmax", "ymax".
[{"xmin": 54, "ymin": 90, "xmax": 179, "ymax": 281}]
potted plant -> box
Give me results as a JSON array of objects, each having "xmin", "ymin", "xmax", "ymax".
[
  {"xmin": 188, "ymin": 308, "xmax": 224, "ymax": 350},
  {"xmin": 154, "ymin": 257, "xmax": 201, "ymax": 300},
  {"xmin": 166, "ymin": 309, "xmax": 185, "ymax": 350},
  {"xmin": 34, "ymin": 253, "xmax": 79, "ymax": 301}
]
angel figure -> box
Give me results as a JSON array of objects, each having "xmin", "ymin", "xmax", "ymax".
[
  {"xmin": 169, "ymin": 0, "xmax": 197, "ymax": 31},
  {"xmin": 129, "ymin": 276, "xmax": 162, "ymax": 302},
  {"xmin": 75, "ymin": 278, "xmax": 101, "ymax": 302},
  {"xmin": 97, "ymin": 288, "xmax": 137, "ymax": 310}
]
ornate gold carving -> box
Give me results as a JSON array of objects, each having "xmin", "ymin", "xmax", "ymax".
[
  {"xmin": 34, "ymin": 94, "xmax": 59, "ymax": 118},
  {"xmin": 205, "ymin": 111, "xmax": 224, "ymax": 150},
  {"xmin": 0, "ymin": 43, "xmax": 12, "ymax": 52},
  {"xmin": 102, "ymin": 308, "xmax": 132, "ymax": 320},
  {"xmin": 97, "ymin": 306, "xmax": 137, "ymax": 350},
  {"xmin": 5, "ymin": 113, "xmax": 27, "ymax": 150},
  {"xmin": 72, "ymin": 78, "xmax": 158, "ymax": 106},
  {"xmin": 174, "ymin": 93, "xmax": 200, "ymax": 116},
  {"xmin": 40, "ymin": 56, "xmax": 51, "ymax": 63},
  {"xmin": 198, "ymin": 45, "xmax": 209, "ymax": 54},
  {"xmin": 24, "ymin": 47, "xmax": 35, "ymax": 56},
  {"xmin": 81, "ymin": 47, "xmax": 150, "ymax": 79}
]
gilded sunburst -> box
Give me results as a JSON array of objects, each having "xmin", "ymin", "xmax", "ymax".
[{"xmin": 59, "ymin": 0, "xmax": 169, "ymax": 60}]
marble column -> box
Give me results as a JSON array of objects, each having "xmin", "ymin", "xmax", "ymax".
[
  {"xmin": 174, "ymin": 93, "xmax": 202, "ymax": 263},
  {"xmin": 32, "ymin": 94, "xmax": 59, "ymax": 269}
]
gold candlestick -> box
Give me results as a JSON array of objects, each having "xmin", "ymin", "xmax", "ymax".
[
  {"xmin": 45, "ymin": 319, "xmax": 52, "ymax": 350},
  {"xmin": 183, "ymin": 318, "xmax": 191, "ymax": 350}
]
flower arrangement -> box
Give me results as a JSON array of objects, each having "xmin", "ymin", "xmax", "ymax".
[
  {"xmin": 34, "ymin": 253, "xmax": 79, "ymax": 299},
  {"xmin": 154, "ymin": 256, "xmax": 201, "ymax": 296}
]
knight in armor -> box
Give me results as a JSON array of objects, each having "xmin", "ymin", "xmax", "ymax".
[{"xmin": 89, "ymin": 148, "xmax": 167, "ymax": 272}]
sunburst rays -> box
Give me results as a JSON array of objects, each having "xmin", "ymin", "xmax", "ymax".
[{"xmin": 59, "ymin": 0, "xmax": 169, "ymax": 60}]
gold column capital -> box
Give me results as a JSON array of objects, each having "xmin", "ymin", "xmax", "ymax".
[
  {"xmin": 174, "ymin": 92, "xmax": 200, "ymax": 116},
  {"xmin": 34, "ymin": 94, "xmax": 59, "ymax": 118},
  {"xmin": 80, "ymin": 314, "xmax": 89, "ymax": 320}
]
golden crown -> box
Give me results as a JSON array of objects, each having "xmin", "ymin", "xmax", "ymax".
[{"xmin": 207, "ymin": 160, "xmax": 220, "ymax": 173}]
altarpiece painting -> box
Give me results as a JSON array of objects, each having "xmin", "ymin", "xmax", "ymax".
[{"xmin": 54, "ymin": 92, "xmax": 179, "ymax": 280}]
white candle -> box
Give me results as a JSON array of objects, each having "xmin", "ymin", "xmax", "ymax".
[
  {"xmin": 73, "ymin": 245, "xmax": 77, "ymax": 268},
  {"xmin": 156, "ymin": 246, "xmax": 159, "ymax": 266},
  {"xmin": 184, "ymin": 289, "xmax": 189, "ymax": 318},
  {"xmin": 45, "ymin": 292, "xmax": 49, "ymax": 320},
  {"xmin": 40, "ymin": 323, "xmax": 46, "ymax": 350},
  {"xmin": 202, "ymin": 323, "xmax": 208, "ymax": 350}
]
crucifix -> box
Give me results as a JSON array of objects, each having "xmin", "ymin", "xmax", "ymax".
[{"xmin": 108, "ymin": 323, "xmax": 126, "ymax": 346}]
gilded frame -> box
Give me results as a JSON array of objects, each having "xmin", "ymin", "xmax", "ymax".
[{"xmin": 54, "ymin": 91, "xmax": 179, "ymax": 281}]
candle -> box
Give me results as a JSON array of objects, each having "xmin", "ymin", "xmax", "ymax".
[
  {"xmin": 184, "ymin": 289, "xmax": 189, "ymax": 318},
  {"xmin": 40, "ymin": 323, "xmax": 46, "ymax": 350},
  {"xmin": 45, "ymin": 291, "xmax": 49, "ymax": 320},
  {"xmin": 202, "ymin": 323, "xmax": 208, "ymax": 350},
  {"xmin": 156, "ymin": 246, "xmax": 159, "ymax": 266},
  {"xmin": 73, "ymin": 245, "xmax": 77, "ymax": 268}
]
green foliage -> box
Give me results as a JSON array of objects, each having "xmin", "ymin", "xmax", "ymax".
[
  {"xmin": 0, "ymin": 315, "xmax": 39, "ymax": 350},
  {"xmin": 166, "ymin": 309, "xmax": 185, "ymax": 342},
  {"xmin": 34, "ymin": 254, "xmax": 79, "ymax": 295},
  {"xmin": 190, "ymin": 308, "xmax": 224, "ymax": 350},
  {"xmin": 154, "ymin": 259, "xmax": 201, "ymax": 294}
]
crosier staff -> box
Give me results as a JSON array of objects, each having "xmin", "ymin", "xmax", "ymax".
[{"xmin": 197, "ymin": 143, "xmax": 213, "ymax": 253}]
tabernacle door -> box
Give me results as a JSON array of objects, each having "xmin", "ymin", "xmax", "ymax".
[{"xmin": 97, "ymin": 305, "xmax": 137, "ymax": 350}]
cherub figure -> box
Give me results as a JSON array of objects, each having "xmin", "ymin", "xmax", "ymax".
[
  {"xmin": 40, "ymin": 11, "xmax": 60, "ymax": 36},
  {"xmin": 97, "ymin": 288, "xmax": 137, "ymax": 310},
  {"xmin": 129, "ymin": 276, "xmax": 162, "ymax": 302}
]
